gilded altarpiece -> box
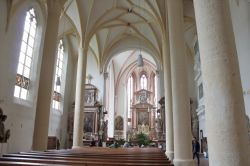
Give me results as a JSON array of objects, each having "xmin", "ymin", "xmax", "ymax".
[{"xmin": 131, "ymin": 89, "xmax": 156, "ymax": 139}]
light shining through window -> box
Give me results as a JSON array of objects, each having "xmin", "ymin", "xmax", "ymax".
[{"xmin": 14, "ymin": 8, "xmax": 37, "ymax": 100}]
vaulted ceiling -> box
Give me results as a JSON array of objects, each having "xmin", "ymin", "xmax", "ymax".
[{"xmin": 56, "ymin": 0, "xmax": 195, "ymax": 72}]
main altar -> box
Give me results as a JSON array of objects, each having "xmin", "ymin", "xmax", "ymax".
[{"xmin": 129, "ymin": 89, "xmax": 156, "ymax": 139}]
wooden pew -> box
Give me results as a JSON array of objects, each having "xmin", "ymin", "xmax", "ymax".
[
  {"xmin": 0, "ymin": 161, "xmax": 66, "ymax": 166},
  {"xmin": 0, "ymin": 147, "xmax": 174, "ymax": 166},
  {"xmin": 4, "ymin": 154, "xmax": 170, "ymax": 162}
]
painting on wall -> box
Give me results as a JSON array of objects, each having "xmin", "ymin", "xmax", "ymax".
[
  {"xmin": 115, "ymin": 116, "xmax": 123, "ymax": 130},
  {"xmin": 137, "ymin": 111, "xmax": 149, "ymax": 125},
  {"xmin": 83, "ymin": 112, "xmax": 95, "ymax": 133}
]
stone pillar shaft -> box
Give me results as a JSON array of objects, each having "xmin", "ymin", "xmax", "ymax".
[
  {"xmin": 32, "ymin": 1, "xmax": 62, "ymax": 151},
  {"xmin": 167, "ymin": 0, "xmax": 194, "ymax": 165},
  {"xmin": 193, "ymin": 1, "xmax": 250, "ymax": 165},
  {"xmin": 72, "ymin": 47, "xmax": 87, "ymax": 148},
  {"xmin": 155, "ymin": 70, "xmax": 161, "ymax": 104},
  {"xmin": 162, "ymin": 37, "xmax": 174, "ymax": 160},
  {"xmin": 103, "ymin": 72, "xmax": 108, "ymax": 111}
]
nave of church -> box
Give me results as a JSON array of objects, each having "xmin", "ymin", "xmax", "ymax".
[{"xmin": 0, "ymin": 0, "xmax": 250, "ymax": 166}]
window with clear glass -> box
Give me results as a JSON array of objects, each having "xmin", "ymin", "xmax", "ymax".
[
  {"xmin": 14, "ymin": 8, "xmax": 37, "ymax": 100},
  {"xmin": 140, "ymin": 74, "xmax": 147, "ymax": 90},
  {"xmin": 127, "ymin": 76, "xmax": 133, "ymax": 125},
  {"xmin": 52, "ymin": 40, "xmax": 64, "ymax": 110}
]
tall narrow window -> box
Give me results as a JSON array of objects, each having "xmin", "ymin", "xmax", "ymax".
[
  {"xmin": 140, "ymin": 74, "xmax": 147, "ymax": 89},
  {"xmin": 14, "ymin": 8, "xmax": 37, "ymax": 100},
  {"xmin": 127, "ymin": 76, "xmax": 133, "ymax": 125},
  {"xmin": 52, "ymin": 40, "xmax": 64, "ymax": 110}
]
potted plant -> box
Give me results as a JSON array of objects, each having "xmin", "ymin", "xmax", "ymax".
[{"xmin": 136, "ymin": 132, "xmax": 151, "ymax": 147}]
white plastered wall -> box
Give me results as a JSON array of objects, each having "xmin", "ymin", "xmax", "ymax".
[
  {"xmin": 86, "ymin": 51, "xmax": 103, "ymax": 100},
  {"xmin": 0, "ymin": 0, "xmax": 45, "ymax": 152}
]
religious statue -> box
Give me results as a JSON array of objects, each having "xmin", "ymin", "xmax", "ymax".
[
  {"xmin": 0, "ymin": 107, "xmax": 10, "ymax": 143},
  {"xmin": 102, "ymin": 120, "xmax": 108, "ymax": 141},
  {"xmin": 155, "ymin": 118, "xmax": 163, "ymax": 139}
]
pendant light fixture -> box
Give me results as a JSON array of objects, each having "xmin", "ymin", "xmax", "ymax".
[
  {"xmin": 56, "ymin": 76, "xmax": 61, "ymax": 86},
  {"xmin": 137, "ymin": 0, "xmax": 144, "ymax": 67},
  {"xmin": 137, "ymin": 50, "xmax": 144, "ymax": 67}
]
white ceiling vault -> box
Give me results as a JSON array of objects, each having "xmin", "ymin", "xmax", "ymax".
[{"xmin": 47, "ymin": 0, "xmax": 195, "ymax": 72}]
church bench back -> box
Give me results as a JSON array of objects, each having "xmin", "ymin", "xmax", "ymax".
[{"xmin": 0, "ymin": 147, "xmax": 174, "ymax": 166}]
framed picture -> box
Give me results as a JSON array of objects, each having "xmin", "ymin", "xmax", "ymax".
[
  {"xmin": 83, "ymin": 112, "xmax": 96, "ymax": 133},
  {"xmin": 137, "ymin": 111, "xmax": 149, "ymax": 125},
  {"xmin": 115, "ymin": 116, "xmax": 123, "ymax": 130}
]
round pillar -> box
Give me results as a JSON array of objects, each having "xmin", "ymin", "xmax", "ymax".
[
  {"xmin": 193, "ymin": 0, "xmax": 250, "ymax": 165},
  {"xmin": 72, "ymin": 47, "xmax": 87, "ymax": 148},
  {"xmin": 167, "ymin": 0, "xmax": 194, "ymax": 165},
  {"xmin": 32, "ymin": 0, "xmax": 63, "ymax": 151},
  {"xmin": 162, "ymin": 37, "xmax": 174, "ymax": 160}
]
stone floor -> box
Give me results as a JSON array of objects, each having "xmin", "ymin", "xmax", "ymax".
[{"xmin": 193, "ymin": 156, "xmax": 209, "ymax": 166}]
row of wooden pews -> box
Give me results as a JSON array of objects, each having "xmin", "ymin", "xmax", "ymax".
[{"xmin": 0, "ymin": 147, "xmax": 174, "ymax": 166}]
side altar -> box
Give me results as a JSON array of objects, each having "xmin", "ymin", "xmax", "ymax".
[{"xmin": 67, "ymin": 84, "xmax": 103, "ymax": 147}]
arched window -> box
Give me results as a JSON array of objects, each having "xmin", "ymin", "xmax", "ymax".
[
  {"xmin": 140, "ymin": 74, "xmax": 147, "ymax": 89},
  {"xmin": 52, "ymin": 39, "xmax": 64, "ymax": 110},
  {"xmin": 14, "ymin": 8, "xmax": 37, "ymax": 100},
  {"xmin": 127, "ymin": 75, "xmax": 133, "ymax": 125}
]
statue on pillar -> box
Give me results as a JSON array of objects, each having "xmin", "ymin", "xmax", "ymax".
[
  {"xmin": 0, "ymin": 108, "xmax": 10, "ymax": 143},
  {"xmin": 190, "ymin": 99, "xmax": 199, "ymax": 138}
]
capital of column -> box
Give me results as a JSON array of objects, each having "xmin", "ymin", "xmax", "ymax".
[{"xmin": 47, "ymin": 0, "xmax": 66, "ymax": 14}]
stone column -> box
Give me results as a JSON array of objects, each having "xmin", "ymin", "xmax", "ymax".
[
  {"xmin": 167, "ymin": 0, "xmax": 194, "ymax": 165},
  {"xmin": 108, "ymin": 67, "xmax": 115, "ymax": 138},
  {"xmin": 101, "ymin": 72, "xmax": 108, "ymax": 141},
  {"xmin": 32, "ymin": 0, "xmax": 64, "ymax": 151},
  {"xmin": 123, "ymin": 83, "xmax": 127, "ymax": 140},
  {"xmin": 72, "ymin": 47, "xmax": 87, "ymax": 148},
  {"xmin": 193, "ymin": 1, "xmax": 250, "ymax": 165},
  {"xmin": 155, "ymin": 70, "xmax": 161, "ymax": 104},
  {"xmin": 162, "ymin": 37, "xmax": 174, "ymax": 160},
  {"xmin": 103, "ymin": 72, "xmax": 108, "ymax": 111}
]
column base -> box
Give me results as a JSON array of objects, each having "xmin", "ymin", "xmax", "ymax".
[
  {"xmin": 165, "ymin": 151, "xmax": 174, "ymax": 161},
  {"xmin": 71, "ymin": 146, "xmax": 82, "ymax": 149},
  {"xmin": 173, "ymin": 159, "xmax": 195, "ymax": 166}
]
